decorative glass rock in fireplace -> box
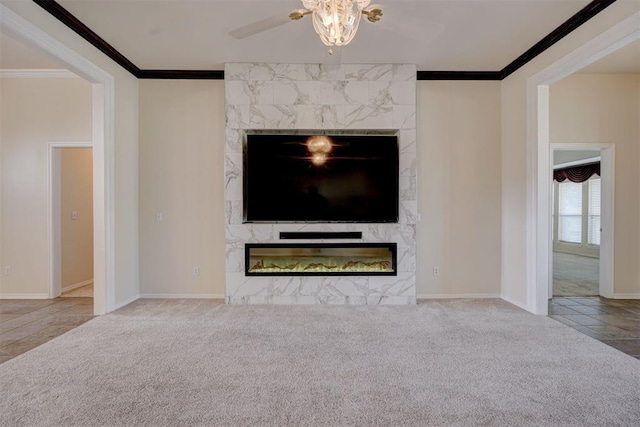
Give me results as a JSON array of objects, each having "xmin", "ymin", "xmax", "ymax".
[{"xmin": 245, "ymin": 243, "xmax": 397, "ymax": 276}]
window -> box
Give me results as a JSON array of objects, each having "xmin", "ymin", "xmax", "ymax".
[
  {"xmin": 588, "ymin": 179, "xmax": 601, "ymax": 245},
  {"xmin": 558, "ymin": 181, "xmax": 582, "ymax": 243},
  {"xmin": 553, "ymin": 177, "xmax": 601, "ymax": 247}
]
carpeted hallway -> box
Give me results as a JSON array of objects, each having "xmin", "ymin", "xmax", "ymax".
[{"xmin": 1, "ymin": 299, "xmax": 638, "ymax": 426}]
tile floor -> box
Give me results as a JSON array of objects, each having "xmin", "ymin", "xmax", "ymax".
[
  {"xmin": 549, "ymin": 297, "xmax": 640, "ymax": 359},
  {"xmin": 0, "ymin": 297, "xmax": 94, "ymax": 364}
]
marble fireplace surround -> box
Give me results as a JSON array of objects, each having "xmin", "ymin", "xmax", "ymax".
[{"xmin": 225, "ymin": 63, "xmax": 416, "ymax": 305}]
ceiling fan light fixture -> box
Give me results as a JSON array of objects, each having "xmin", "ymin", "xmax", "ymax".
[
  {"xmin": 300, "ymin": 0, "xmax": 379, "ymax": 47},
  {"xmin": 362, "ymin": 5, "xmax": 383, "ymax": 23}
]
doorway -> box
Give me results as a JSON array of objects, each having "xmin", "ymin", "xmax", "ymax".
[
  {"xmin": 2, "ymin": 4, "xmax": 115, "ymax": 314},
  {"xmin": 547, "ymin": 144, "xmax": 614, "ymax": 304},
  {"xmin": 50, "ymin": 145, "xmax": 94, "ymax": 299},
  {"xmin": 525, "ymin": 12, "xmax": 637, "ymax": 314},
  {"xmin": 550, "ymin": 149, "xmax": 603, "ymax": 298}
]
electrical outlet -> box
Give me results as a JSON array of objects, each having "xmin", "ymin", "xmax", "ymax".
[
  {"xmin": 192, "ymin": 266, "xmax": 200, "ymax": 277},
  {"xmin": 433, "ymin": 267, "xmax": 440, "ymax": 276},
  {"xmin": 156, "ymin": 212, "xmax": 163, "ymax": 222},
  {"xmin": 71, "ymin": 211, "xmax": 78, "ymax": 220},
  {"xmin": 4, "ymin": 266, "xmax": 11, "ymax": 276}
]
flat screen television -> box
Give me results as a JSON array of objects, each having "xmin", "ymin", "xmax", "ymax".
[{"xmin": 243, "ymin": 133, "xmax": 399, "ymax": 223}]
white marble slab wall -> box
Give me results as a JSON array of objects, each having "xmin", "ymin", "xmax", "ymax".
[{"xmin": 225, "ymin": 63, "xmax": 417, "ymax": 305}]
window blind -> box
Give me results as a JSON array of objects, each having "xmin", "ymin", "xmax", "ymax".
[
  {"xmin": 558, "ymin": 182, "xmax": 582, "ymax": 243},
  {"xmin": 588, "ymin": 178, "xmax": 601, "ymax": 245}
]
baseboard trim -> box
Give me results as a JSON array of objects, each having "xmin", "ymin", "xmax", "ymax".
[
  {"xmin": 500, "ymin": 295, "xmax": 531, "ymax": 312},
  {"xmin": 113, "ymin": 294, "xmax": 140, "ymax": 311},
  {"xmin": 139, "ymin": 293, "xmax": 225, "ymax": 299},
  {"xmin": 0, "ymin": 293, "xmax": 50, "ymax": 299},
  {"xmin": 612, "ymin": 293, "xmax": 640, "ymax": 299},
  {"xmin": 62, "ymin": 279, "xmax": 93, "ymax": 292},
  {"xmin": 417, "ymin": 293, "xmax": 501, "ymax": 299}
]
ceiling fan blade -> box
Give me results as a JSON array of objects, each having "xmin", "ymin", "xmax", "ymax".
[{"xmin": 228, "ymin": 13, "xmax": 293, "ymax": 39}]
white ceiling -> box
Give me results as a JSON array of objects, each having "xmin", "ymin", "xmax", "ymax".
[
  {"xmin": 554, "ymin": 150, "xmax": 600, "ymax": 166},
  {"xmin": 1, "ymin": 1, "xmax": 638, "ymax": 74},
  {"xmin": 53, "ymin": 0, "xmax": 592, "ymax": 70}
]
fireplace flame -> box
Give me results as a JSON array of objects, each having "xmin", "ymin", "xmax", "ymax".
[{"xmin": 249, "ymin": 258, "xmax": 392, "ymax": 273}]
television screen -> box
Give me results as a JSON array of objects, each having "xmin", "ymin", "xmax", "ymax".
[{"xmin": 243, "ymin": 134, "xmax": 399, "ymax": 223}]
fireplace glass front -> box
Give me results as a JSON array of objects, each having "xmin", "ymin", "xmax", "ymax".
[{"xmin": 245, "ymin": 243, "xmax": 397, "ymax": 276}]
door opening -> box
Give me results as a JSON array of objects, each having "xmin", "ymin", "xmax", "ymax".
[
  {"xmin": 50, "ymin": 144, "xmax": 94, "ymax": 299},
  {"xmin": 526, "ymin": 12, "xmax": 635, "ymax": 314},
  {"xmin": 548, "ymin": 144, "xmax": 614, "ymax": 302},
  {"xmin": 2, "ymin": 3, "xmax": 116, "ymax": 314},
  {"xmin": 551, "ymin": 149, "xmax": 603, "ymax": 298}
]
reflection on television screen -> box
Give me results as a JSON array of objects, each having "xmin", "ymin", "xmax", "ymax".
[{"xmin": 243, "ymin": 134, "xmax": 399, "ymax": 223}]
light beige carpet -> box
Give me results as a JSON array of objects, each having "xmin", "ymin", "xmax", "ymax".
[
  {"xmin": 553, "ymin": 252, "xmax": 599, "ymax": 296},
  {"xmin": 0, "ymin": 299, "xmax": 638, "ymax": 426}
]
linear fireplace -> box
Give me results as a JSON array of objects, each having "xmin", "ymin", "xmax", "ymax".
[{"xmin": 245, "ymin": 243, "xmax": 397, "ymax": 276}]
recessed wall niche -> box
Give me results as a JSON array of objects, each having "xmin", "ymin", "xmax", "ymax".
[{"xmin": 224, "ymin": 63, "xmax": 417, "ymax": 305}]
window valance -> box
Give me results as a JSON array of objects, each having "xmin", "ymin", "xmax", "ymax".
[{"xmin": 553, "ymin": 162, "xmax": 600, "ymax": 183}]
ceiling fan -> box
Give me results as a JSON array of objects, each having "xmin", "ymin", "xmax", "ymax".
[{"xmin": 228, "ymin": 1, "xmax": 384, "ymax": 49}]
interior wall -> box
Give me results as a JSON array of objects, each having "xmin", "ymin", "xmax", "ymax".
[
  {"xmin": 550, "ymin": 73, "xmax": 640, "ymax": 295},
  {"xmin": 138, "ymin": 80, "xmax": 226, "ymax": 296},
  {"xmin": 112, "ymin": 75, "xmax": 140, "ymax": 306},
  {"xmin": 416, "ymin": 81, "xmax": 502, "ymax": 296},
  {"xmin": 138, "ymin": 78, "xmax": 502, "ymax": 298},
  {"xmin": 3, "ymin": 0, "xmax": 141, "ymax": 308},
  {"xmin": 61, "ymin": 147, "xmax": 93, "ymax": 289},
  {"xmin": 500, "ymin": 2, "xmax": 640, "ymax": 307},
  {"xmin": 0, "ymin": 77, "xmax": 92, "ymax": 296},
  {"xmin": 8, "ymin": 2, "xmax": 635, "ymax": 305}
]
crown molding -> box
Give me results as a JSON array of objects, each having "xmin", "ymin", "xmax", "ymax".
[
  {"xmin": 500, "ymin": 0, "xmax": 618, "ymax": 79},
  {"xmin": 417, "ymin": 71, "xmax": 501, "ymax": 81},
  {"xmin": 0, "ymin": 68, "xmax": 78, "ymax": 78},
  {"xmin": 32, "ymin": 0, "xmax": 140, "ymax": 77},
  {"xmin": 137, "ymin": 69, "xmax": 224, "ymax": 80},
  {"xmin": 32, "ymin": 0, "xmax": 618, "ymax": 81}
]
